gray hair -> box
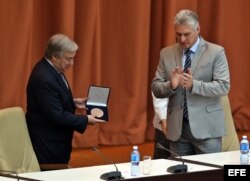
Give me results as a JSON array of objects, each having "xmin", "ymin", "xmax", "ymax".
[
  {"xmin": 174, "ymin": 9, "xmax": 199, "ymax": 30},
  {"xmin": 45, "ymin": 34, "xmax": 79, "ymax": 59}
]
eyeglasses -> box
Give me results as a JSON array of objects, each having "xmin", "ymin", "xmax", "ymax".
[
  {"xmin": 64, "ymin": 56, "xmax": 74, "ymax": 62},
  {"xmin": 55, "ymin": 55, "xmax": 74, "ymax": 62}
]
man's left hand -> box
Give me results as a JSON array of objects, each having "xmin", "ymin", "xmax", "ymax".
[{"xmin": 182, "ymin": 68, "xmax": 193, "ymax": 90}]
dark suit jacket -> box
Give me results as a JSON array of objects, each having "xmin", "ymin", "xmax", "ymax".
[{"xmin": 26, "ymin": 58, "xmax": 88, "ymax": 164}]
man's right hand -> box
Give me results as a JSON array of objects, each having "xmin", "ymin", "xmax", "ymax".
[{"xmin": 170, "ymin": 67, "xmax": 183, "ymax": 90}]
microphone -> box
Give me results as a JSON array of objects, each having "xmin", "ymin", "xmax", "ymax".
[
  {"xmin": 156, "ymin": 143, "xmax": 188, "ymax": 173},
  {"xmin": 91, "ymin": 147, "xmax": 122, "ymax": 180}
]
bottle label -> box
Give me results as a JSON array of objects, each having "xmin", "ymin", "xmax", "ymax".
[
  {"xmin": 131, "ymin": 155, "xmax": 140, "ymax": 162},
  {"xmin": 240, "ymin": 143, "xmax": 249, "ymax": 151}
]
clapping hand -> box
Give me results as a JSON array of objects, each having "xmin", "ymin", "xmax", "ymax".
[
  {"xmin": 181, "ymin": 68, "xmax": 193, "ymax": 90},
  {"xmin": 170, "ymin": 67, "xmax": 183, "ymax": 89}
]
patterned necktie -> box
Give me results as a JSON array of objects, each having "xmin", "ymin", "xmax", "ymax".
[{"xmin": 183, "ymin": 49, "xmax": 191, "ymax": 120}]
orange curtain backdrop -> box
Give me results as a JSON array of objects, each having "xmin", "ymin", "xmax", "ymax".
[{"xmin": 0, "ymin": 0, "xmax": 250, "ymax": 147}]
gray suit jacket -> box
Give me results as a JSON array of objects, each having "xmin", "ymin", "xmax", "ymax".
[{"xmin": 151, "ymin": 37, "xmax": 230, "ymax": 141}]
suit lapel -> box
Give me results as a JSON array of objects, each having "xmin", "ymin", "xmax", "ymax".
[
  {"xmin": 176, "ymin": 45, "xmax": 183, "ymax": 68},
  {"xmin": 55, "ymin": 73, "xmax": 73, "ymax": 98},
  {"xmin": 191, "ymin": 37, "xmax": 207, "ymax": 75},
  {"xmin": 43, "ymin": 59, "xmax": 74, "ymax": 98}
]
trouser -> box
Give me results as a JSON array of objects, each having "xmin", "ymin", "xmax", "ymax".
[
  {"xmin": 169, "ymin": 119, "xmax": 222, "ymax": 156},
  {"xmin": 153, "ymin": 129, "xmax": 171, "ymax": 159}
]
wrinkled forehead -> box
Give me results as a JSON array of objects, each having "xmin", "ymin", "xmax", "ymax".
[{"xmin": 175, "ymin": 24, "xmax": 197, "ymax": 33}]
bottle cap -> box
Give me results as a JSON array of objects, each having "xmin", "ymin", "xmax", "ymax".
[
  {"xmin": 243, "ymin": 135, "xmax": 247, "ymax": 139},
  {"xmin": 133, "ymin": 145, "xmax": 138, "ymax": 150}
]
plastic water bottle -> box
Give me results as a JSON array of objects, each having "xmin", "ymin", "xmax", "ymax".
[
  {"xmin": 240, "ymin": 135, "xmax": 249, "ymax": 165},
  {"xmin": 131, "ymin": 145, "xmax": 140, "ymax": 176}
]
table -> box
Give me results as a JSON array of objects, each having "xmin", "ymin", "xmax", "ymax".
[
  {"xmin": 182, "ymin": 150, "xmax": 240, "ymax": 166},
  {"xmin": 2, "ymin": 150, "xmax": 241, "ymax": 181},
  {"xmin": 1, "ymin": 158, "xmax": 220, "ymax": 181}
]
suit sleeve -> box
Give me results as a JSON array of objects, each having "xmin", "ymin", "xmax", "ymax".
[
  {"xmin": 152, "ymin": 49, "xmax": 176, "ymax": 98},
  {"xmin": 33, "ymin": 79, "xmax": 88, "ymax": 133}
]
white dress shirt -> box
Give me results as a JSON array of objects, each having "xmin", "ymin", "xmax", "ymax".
[{"xmin": 152, "ymin": 92, "xmax": 169, "ymax": 131}]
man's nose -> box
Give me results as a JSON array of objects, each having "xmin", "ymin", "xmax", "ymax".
[
  {"xmin": 69, "ymin": 59, "xmax": 74, "ymax": 66},
  {"xmin": 180, "ymin": 35, "xmax": 186, "ymax": 42}
]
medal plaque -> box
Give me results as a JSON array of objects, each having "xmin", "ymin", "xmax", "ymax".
[{"xmin": 86, "ymin": 85, "xmax": 110, "ymax": 121}]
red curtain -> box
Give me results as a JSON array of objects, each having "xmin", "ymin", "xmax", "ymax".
[{"xmin": 0, "ymin": 0, "xmax": 249, "ymax": 147}]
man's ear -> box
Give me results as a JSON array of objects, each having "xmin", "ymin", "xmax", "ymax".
[
  {"xmin": 196, "ymin": 25, "xmax": 200, "ymax": 34},
  {"xmin": 51, "ymin": 56, "xmax": 56, "ymax": 61}
]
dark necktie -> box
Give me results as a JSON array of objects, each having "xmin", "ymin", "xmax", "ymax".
[
  {"xmin": 183, "ymin": 49, "xmax": 191, "ymax": 120},
  {"xmin": 60, "ymin": 73, "xmax": 69, "ymax": 89}
]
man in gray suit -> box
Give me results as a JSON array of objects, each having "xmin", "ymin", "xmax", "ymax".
[{"xmin": 151, "ymin": 9, "xmax": 230, "ymax": 156}]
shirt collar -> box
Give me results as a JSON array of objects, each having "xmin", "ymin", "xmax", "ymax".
[
  {"xmin": 45, "ymin": 57, "xmax": 60, "ymax": 73},
  {"xmin": 183, "ymin": 36, "xmax": 200, "ymax": 54}
]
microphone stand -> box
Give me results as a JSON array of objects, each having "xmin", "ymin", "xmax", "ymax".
[
  {"xmin": 0, "ymin": 170, "xmax": 42, "ymax": 181},
  {"xmin": 91, "ymin": 147, "xmax": 122, "ymax": 180},
  {"xmin": 156, "ymin": 143, "xmax": 188, "ymax": 173},
  {"xmin": 0, "ymin": 170, "xmax": 20, "ymax": 181}
]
